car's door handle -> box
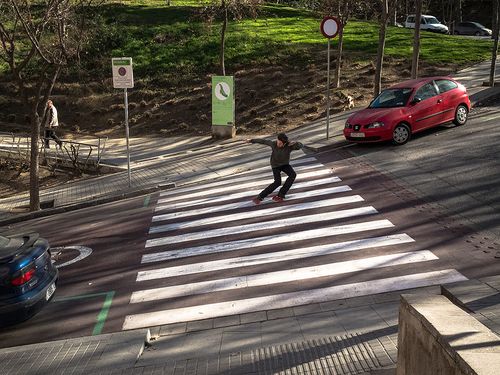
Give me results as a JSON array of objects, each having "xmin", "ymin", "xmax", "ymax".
[{"xmin": 437, "ymin": 99, "xmax": 443, "ymax": 103}]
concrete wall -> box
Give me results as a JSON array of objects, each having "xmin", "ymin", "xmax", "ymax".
[{"xmin": 396, "ymin": 294, "xmax": 500, "ymax": 375}]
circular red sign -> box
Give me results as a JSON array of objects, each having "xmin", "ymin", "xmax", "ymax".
[
  {"xmin": 118, "ymin": 67, "xmax": 127, "ymax": 76},
  {"xmin": 320, "ymin": 16, "xmax": 341, "ymax": 39}
]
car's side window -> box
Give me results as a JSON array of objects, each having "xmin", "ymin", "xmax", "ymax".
[
  {"xmin": 435, "ymin": 79, "xmax": 458, "ymax": 94},
  {"xmin": 407, "ymin": 16, "xmax": 415, "ymax": 23},
  {"xmin": 414, "ymin": 83, "xmax": 438, "ymax": 101}
]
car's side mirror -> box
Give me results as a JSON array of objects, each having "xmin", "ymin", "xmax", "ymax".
[{"xmin": 410, "ymin": 97, "xmax": 422, "ymax": 105}]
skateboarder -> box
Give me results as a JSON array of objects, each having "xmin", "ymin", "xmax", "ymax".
[{"xmin": 246, "ymin": 133, "xmax": 303, "ymax": 204}]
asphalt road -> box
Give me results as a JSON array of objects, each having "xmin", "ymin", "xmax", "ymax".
[
  {"xmin": 0, "ymin": 196, "xmax": 153, "ymax": 348},
  {"xmin": 333, "ymin": 101, "xmax": 500, "ymax": 245},
  {"xmin": 1, "ymin": 118, "xmax": 499, "ymax": 347}
]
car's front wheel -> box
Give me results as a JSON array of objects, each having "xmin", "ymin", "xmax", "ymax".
[
  {"xmin": 453, "ymin": 104, "xmax": 468, "ymax": 126},
  {"xmin": 392, "ymin": 123, "xmax": 411, "ymax": 145}
]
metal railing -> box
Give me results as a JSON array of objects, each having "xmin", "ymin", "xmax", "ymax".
[{"xmin": 0, "ymin": 131, "xmax": 108, "ymax": 174}]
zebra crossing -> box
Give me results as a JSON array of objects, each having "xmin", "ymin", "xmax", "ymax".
[{"xmin": 122, "ymin": 158, "xmax": 468, "ymax": 330}]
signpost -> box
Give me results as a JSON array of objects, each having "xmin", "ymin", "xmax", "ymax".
[
  {"xmin": 212, "ymin": 76, "xmax": 235, "ymax": 138},
  {"xmin": 320, "ymin": 16, "xmax": 341, "ymax": 140},
  {"xmin": 112, "ymin": 57, "xmax": 134, "ymax": 187}
]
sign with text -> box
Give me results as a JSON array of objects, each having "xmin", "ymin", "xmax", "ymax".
[
  {"xmin": 112, "ymin": 57, "xmax": 134, "ymax": 89},
  {"xmin": 212, "ymin": 76, "xmax": 234, "ymax": 126}
]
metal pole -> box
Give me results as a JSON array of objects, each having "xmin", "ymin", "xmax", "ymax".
[
  {"xmin": 326, "ymin": 38, "xmax": 331, "ymax": 140},
  {"xmin": 124, "ymin": 88, "xmax": 131, "ymax": 188}
]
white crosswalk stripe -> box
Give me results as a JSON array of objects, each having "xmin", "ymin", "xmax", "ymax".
[
  {"xmin": 123, "ymin": 160, "xmax": 468, "ymax": 331},
  {"xmin": 138, "ymin": 234, "xmax": 415, "ymax": 281},
  {"xmin": 152, "ymin": 185, "xmax": 355, "ymax": 222},
  {"xmin": 146, "ymin": 206, "xmax": 378, "ymax": 246},
  {"xmin": 150, "ymin": 195, "xmax": 364, "ymax": 233},
  {"xmin": 155, "ymin": 176, "xmax": 345, "ymax": 212},
  {"xmin": 142, "ymin": 221, "xmax": 399, "ymax": 263},
  {"xmin": 123, "ymin": 270, "xmax": 467, "ymax": 329},
  {"xmin": 158, "ymin": 159, "xmax": 323, "ymax": 198},
  {"xmin": 156, "ymin": 169, "xmax": 338, "ymax": 206},
  {"xmin": 131, "ymin": 251, "xmax": 437, "ymax": 302}
]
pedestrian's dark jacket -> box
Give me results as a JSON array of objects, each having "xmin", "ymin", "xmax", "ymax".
[{"xmin": 250, "ymin": 139, "xmax": 303, "ymax": 168}]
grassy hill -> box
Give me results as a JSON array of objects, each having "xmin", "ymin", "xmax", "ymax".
[{"xmin": 0, "ymin": 1, "xmax": 493, "ymax": 138}]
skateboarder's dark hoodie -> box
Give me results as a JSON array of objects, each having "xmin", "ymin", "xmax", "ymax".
[{"xmin": 249, "ymin": 133, "xmax": 303, "ymax": 202}]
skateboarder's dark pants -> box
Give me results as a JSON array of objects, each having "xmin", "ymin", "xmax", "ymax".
[{"xmin": 258, "ymin": 164, "xmax": 296, "ymax": 200}]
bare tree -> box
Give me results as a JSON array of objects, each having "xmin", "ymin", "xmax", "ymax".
[
  {"xmin": 0, "ymin": 0, "xmax": 98, "ymax": 211},
  {"xmin": 411, "ymin": 0, "xmax": 423, "ymax": 79},
  {"xmin": 203, "ymin": 0, "xmax": 263, "ymax": 76},
  {"xmin": 333, "ymin": 0, "xmax": 350, "ymax": 88},
  {"xmin": 490, "ymin": 0, "xmax": 499, "ymax": 86},
  {"xmin": 374, "ymin": 0, "xmax": 390, "ymax": 97}
]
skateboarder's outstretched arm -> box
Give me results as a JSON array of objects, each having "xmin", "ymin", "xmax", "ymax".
[{"xmin": 246, "ymin": 138, "xmax": 273, "ymax": 147}]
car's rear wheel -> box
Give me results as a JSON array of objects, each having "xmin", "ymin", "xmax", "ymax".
[
  {"xmin": 392, "ymin": 123, "xmax": 411, "ymax": 145},
  {"xmin": 453, "ymin": 104, "xmax": 468, "ymax": 126}
]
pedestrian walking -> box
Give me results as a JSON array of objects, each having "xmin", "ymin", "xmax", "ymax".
[
  {"xmin": 246, "ymin": 133, "xmax": 303, "ymax": 204},
  {"xmin": 43, "ymin": 99, "xmax": 62, "ymax": 148}
]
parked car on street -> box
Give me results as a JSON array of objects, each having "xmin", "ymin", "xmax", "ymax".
[
  {"xmin": 0, "ymin": 233, "xmax": 58, "ymax": 326},
  {"xmin": 343, "ymin": 77, "xmax": 470, "ymax": 145},
  {"xmin": 454, "ymin": 22, "xmax": 492, "ymax": 36},
  {"xmin": 405, "ymin": 14, "xmax": 449, "ymax": 34}
]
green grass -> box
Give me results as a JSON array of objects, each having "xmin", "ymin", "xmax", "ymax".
[
  {"xmin": 0, "ymin": 2, "xmax": 493, "ymax": 78},
  {"xmin": 102, "ymin": 3, "xmax": 492, "ymax": 75}
]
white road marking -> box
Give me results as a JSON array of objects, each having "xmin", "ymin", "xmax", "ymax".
[
  {"xmin": 158, "ymin": 161, "xmax": 324, "ymax": 198},
  {"xmin": 155, "ymin": 177, "xmax": 344, "ymax": 212},
  {"xmin": 155, "ymin": 176, "xmax": 345, "ymax": 212},
  {"xmin": 150, "ymin": 195, "xmax": 364, "ymax": 233},
  {"xmin": 138, "ymin": 233, "xmax": 414, "ymax": 281},
  {"xmin": 51, "ymin": 246, "xmax": 93, "ymax": 269},
  {"xmin": 146, "ymin": 206, "xmax": 378, "ymax": 246},
  {"xmin": 123, "ymin": 269, "xmax": 468, "ymax": 329},
  {"xmin": 134, "ymin": 247, "xmax": 426, "ymax": 298},
  {"xmin": 156, "ymin": 169, "xmax": 338, "ymax": 205},
  {"xmin": 142, "ymin": 220, "xmax": 396, "ymax": 263},
  {"xmin": 153, "ymin": 185, "xmax": 354, "ymax": 222}
]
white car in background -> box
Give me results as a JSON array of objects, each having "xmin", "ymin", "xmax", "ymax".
[{"xmin": 405, "ymin": 15, "xmax": 449, "ymax": 34}]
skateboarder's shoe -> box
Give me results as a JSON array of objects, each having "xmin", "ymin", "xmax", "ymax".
[
  {"xmin": 252, "ymin": 197, "xmax": 262, "ymax": 205},
  {"xmin": 272, "ymin": 195, "xmax": 284, "ymax": 202}
]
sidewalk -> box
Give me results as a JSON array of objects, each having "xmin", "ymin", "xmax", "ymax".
[{"xmin": 1, "ymin": 276, "xmax": 499, "ymax": 374}]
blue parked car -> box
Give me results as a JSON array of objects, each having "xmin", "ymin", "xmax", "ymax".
[{"xmin": 0, "ymin": 233, "xmax": 58, "ymax": 326}]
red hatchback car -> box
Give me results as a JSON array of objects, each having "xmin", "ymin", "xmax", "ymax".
[{"xmin": 343, "ymin": 77, "xmax": 471, "ymax": 145}]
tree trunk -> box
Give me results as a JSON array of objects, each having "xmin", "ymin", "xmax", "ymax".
[
  {"xmin": 490, "ymin": 0, "xmax": 499, "ymax": 86},
  {"xmin": 494, "ymin": 0, "xmax": 499, "ymax": 39},
  {"xmin": 375, "ymin": 0, "xmax": 389, "ymax": 97},
  {"xmin": 220, "ymin": 0, "xmax": 228, "ymax": 76},
  {"xmin": 334, "ymin": 28, "xmax": 344, "ymax": 88},
  {"xmin": 411, "ymin": 0, "xmax": 423, "ymax": 79},
  {"xmin": 334, "ymin": 0, "xmax": 349, "ymax": 88},
  {"xmin": 29, "ymin": 110, "xmax": 41, "ymax": 211}
]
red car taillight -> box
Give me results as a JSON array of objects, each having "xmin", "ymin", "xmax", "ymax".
[{"xmin": 11, "ymin": 268, "xmax": 36, "ymax": 286}]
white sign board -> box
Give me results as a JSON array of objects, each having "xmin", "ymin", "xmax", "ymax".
[{"xmin": 112, "ymin": 57, "xmax": 134, "ymax": 89}]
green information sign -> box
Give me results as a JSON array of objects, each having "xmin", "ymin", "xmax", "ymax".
[{"xmin": 212, "ymin": 76, "xmax": 235, "ymax": 126}]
